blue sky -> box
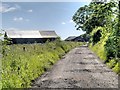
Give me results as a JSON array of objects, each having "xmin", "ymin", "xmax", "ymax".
[{"xmin": 1, "ymin": 2, "xmax": 90, "ymax": 40}]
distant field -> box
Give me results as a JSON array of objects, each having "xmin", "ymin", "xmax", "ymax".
[{"xmin": 1, "ymin": 40, "xmax": 83, "ymax": 88}]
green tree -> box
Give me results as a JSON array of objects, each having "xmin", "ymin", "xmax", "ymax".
[{"xmin": 72, "ymin": 1, "xmax": 117, "ymax": 34}]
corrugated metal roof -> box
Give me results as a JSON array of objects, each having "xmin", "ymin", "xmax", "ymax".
[
  {"xmin": 5, "ymin": 30, "xmax": 58, "ymax": 38},
  {"xmin": 39, "ymin": 31, "xmax": 58, "ymax": 38},
  {"xmin": 6, "ymin": 30, "xmax": 42, "ymax": 38},
  {"xmin": 65, "ymin": 36, "xmax": 77, "ymax": 41}
]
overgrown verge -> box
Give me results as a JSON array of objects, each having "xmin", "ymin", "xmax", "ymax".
[
  {"xmin": 1, "ymin": 40, "xmax": 83, "ymax": 88},
  {"xmin": 72, "ymin": 0, "xmax": 120, "ymax": 74},
  {"xmin": 0, "ymin": 37, "xmax": 2, "ymax": 90},
  {"xmin": 89, "ymin": 26, "xmax": 120, "ymax": 74},
  {"xmin": 89, "ymin": 27, "xmax": 109, "ymax": 61}
]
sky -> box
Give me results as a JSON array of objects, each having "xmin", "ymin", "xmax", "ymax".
[{"xmin": 0, "ymin": 1, "xmax": 90, "ymax": 40}]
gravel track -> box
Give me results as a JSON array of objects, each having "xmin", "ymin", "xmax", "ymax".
[{"xmin": 31, "ymin": 46, "xmax": 118, "ymax": 88}]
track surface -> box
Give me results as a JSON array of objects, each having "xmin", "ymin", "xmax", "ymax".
[{"xmin": 32, "ymin": 46, "xmax": 118, "ymax": 88}]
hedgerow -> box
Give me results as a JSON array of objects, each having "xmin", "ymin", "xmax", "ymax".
[{"xmin": 73, "ymin": 0, "xmax": 120, "ymax": 74}]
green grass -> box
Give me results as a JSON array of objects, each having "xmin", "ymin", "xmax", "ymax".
[
  {"xmin": 89, "ymin": 27, "xmax": 120, "ymax": 74},
  {"xmin": 90, "ymin": 40, "xmax": 120, "ymax": 74},
  {"xmin": 1, "ymin": 40, "xmax": 83, "ymax": 88},
  {"xmin": 112, "ymin": 62, "xmax": 120, "ymax": 74},
  {"xmin": 106, "ymin": 59, "xmax": 117, "ymax": 69},
  {"xmin": 89, "ymin": 31, "xmax": 109, "ymax": 61}
]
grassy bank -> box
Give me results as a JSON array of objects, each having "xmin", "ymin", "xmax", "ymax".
[
  {"xmin": 2, "ymin": 40, "xmax": 83, "ymax": 88},
  {"xmin": 89, "ymin": 42, "xmax": 120, "ymax": 74},
  {"xmin": 89, "ymin": 27, "xmax": 120, "ymax": 74}
]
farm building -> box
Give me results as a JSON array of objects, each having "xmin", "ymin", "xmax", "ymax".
[
  {"xmin": 65, "ymin": 35, "xmax": 89, "ymax": 42},
  {"xmin": 65, "ymin": 36, "xmax": 77, "ymax": 41},
  {"xmin": 4, "ymin": 30, "xmax": 59, "ymax": 44}
]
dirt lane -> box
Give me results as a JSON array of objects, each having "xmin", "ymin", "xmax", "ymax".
[{"xmin": 32, "ymin": 46, "xmax": 118, "ymax": 88}]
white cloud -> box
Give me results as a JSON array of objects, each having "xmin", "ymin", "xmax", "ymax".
[
  {"xmin": 62, "ymin": 22, "xmax": 66, "ymax": 25},
  {"xmin": 13, "ymin": 17, "xmax": 23, "ymax": 21},
  {"xmin": 13, "ymin": 17, "xmax": 30, "ymax": 22},
  {"xmin": 61, "ymin": 20, "xmax": 74, "ymax": 25},
  {"xmin": 69, "ymin": 20, "xmax": 74, "ymax": 23},
  {"xmin": 27, "ymin": 9, "xmax": 33, "ymax": 12},
  {"xmin": 0, "ymin": 4, "xmax": 20, "ymax": 13},
  {"xmin": 14, "ymin": 4, "xmax": 21, "ymax": 9}
]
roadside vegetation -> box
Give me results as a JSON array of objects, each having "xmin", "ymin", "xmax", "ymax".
[
  {"xmin": 1, "ymin": 39, "xmax": 83, "ymax": 88},
  {"xmin": 0, "ymin": 33, "xmax": 2, "ymax": 89},
  {"xmin": 73, "ymin": 0, "xmax": 120, "ymax": 74}
]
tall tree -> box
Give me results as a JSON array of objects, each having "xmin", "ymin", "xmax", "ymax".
[{"xmin": 72, "ymin": 1, "xmax": 117, "ymax": 34}]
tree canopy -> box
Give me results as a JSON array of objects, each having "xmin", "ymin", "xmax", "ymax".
[{"xmin": 72, "ymin": 1, "xmax": 117, "ymax": 34}]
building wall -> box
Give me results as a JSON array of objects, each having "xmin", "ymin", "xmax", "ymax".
[{"xmin": 11, "ymin": 38, "xmax": 56, "ymax": 44}]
